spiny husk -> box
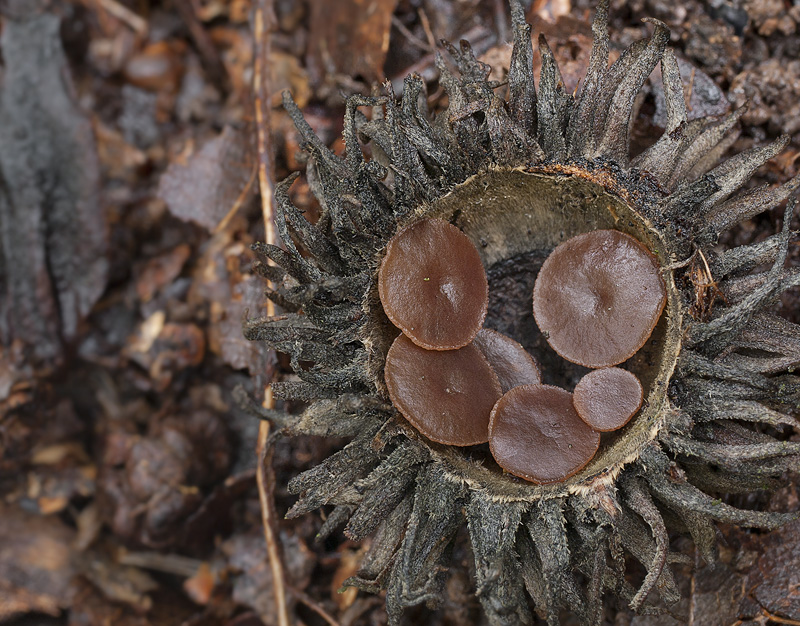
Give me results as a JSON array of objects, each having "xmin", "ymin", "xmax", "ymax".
[{"xmin": 244, "ymin": 1, "xmax": 800, "ymax": 623}]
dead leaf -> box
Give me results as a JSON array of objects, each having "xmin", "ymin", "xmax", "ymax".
[
  {"xmin": 529, "ymin": 0, "xmax": 572, "ymax": 23},
  {"xmin": 652, "ymin": 57, "xmax": 730, "ymax": 129},
  {"xmin": 184, "ymin": 562, "xmax": 216, "ymax": 605},
  {"xmin": 80, "ymin": 552, "xmax": 158, "ymax": 612},
  {"xmin": 124, "ymin": 40, "xmax": 186, "ymax": 93},
  {"xmin": 189, "ymin": 234, "xmax": 275, "ymax": 386},
  {"xmin": 94, "ymin": 119, "xmax": 148, "ymax": 181},
  {"xmin": 269, "ymin": 50, "xmax": 311, "ymax": 109},
  {"xmin": 158, "ymin": 126, "xmax": 255, "ymax": 232},
  {"xmin": 751, "ymin": 520, "xmax": 800, "ymax": 621},
  {"xmin": 127, "ymin": 310, "xmax": 166, "ymax": 355},
  {"xmin": 221, "ymin": 531, "xmax": 315, "ymax": 625},
  {"xmin": 0, "ymin": 10, "xmax": 108, "ymax": 363},
  {"xmin": 135, "ymin": 244, "xmax": 192, "ymax": 303},
  {"xmin": 331, "ymin": 548, "xmax": 362, "ymax": 610},
  {"xmin": 0, "ymin": 503, "xmax": 76, "ymax": 621},
  {"xmin": 307, "ymin": 0, "xmax": 400, "ymax": 86}
]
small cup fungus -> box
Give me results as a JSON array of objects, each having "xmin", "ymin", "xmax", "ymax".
[
  {"xmin": 573, "ymin": 367, "xmax": 644, "ymax": 432},
  {"xmin": 489, "ymin": 384, "xmax": 600, "ymax": 484},
  {"xmin": 384, "ymin": 334, "xmax": 502, "ymax": 446},
  {"xmin": 472, "ymin": 328, "xmax": 541, "ymax": 393},
  {"xmin": 532, "ymin": 230, "xmax": 667, "ymax": 368},
  {"xmin": 378, "ymin": 218, "xmax": 488, "ymax": 350}
]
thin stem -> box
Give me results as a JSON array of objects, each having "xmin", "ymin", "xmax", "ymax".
[{"xmin": 253, "ymin": 2, "xmax": 290, "ymax": 625}]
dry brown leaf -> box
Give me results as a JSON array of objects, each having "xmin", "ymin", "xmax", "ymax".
[
  {"xmin": 135, "ymin": 244, "xmax": 192, "ymax": 303},
  {"xmin": 331, "ymin": 548, "xmax": 362, "ymax": 611},
  {"xmin": 189, "ymin": 234, "xmax": 275, "ymax": 385},
  {"xmin": 269, "ymin": 50, "xmax": 311, "ymax": 109},
  {"xmin": 184, "ymin": 562, "xmax": 216, "ymax": 605},
  {"xmin": 307, "ymin": 0, "xmax": 400, "ymax": 86},
  {"xmin": 751, "ymin": 520, "xmax": 800, "ymax": 621},
  {"xmin": 123, "ymin": 40, "xmax": 187, "ymax": 93},
  {"xmin": 0, "ymin": 503, "xmax": 76, "ymax": 621},
  {"xmin": 158, "ymin": 126, "xmax": 255, "ymax": 232}
]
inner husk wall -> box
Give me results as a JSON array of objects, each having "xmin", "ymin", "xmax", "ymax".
[{"xmin": 405, "ymin": 167, "xmax": 683, "ymax": 499}]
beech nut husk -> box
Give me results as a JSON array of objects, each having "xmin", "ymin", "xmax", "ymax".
[{"xmin": 244, "ymin": 1, "xmax": 800, "ymax": 623}]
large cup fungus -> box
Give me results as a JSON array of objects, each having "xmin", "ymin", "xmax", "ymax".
[
  {"xmin": 532, "ymin": 230, "xmax": 667, "ymax": 368},
  {"xmin": 472, "ymin": 328, "xmax": 541, "ymax": 393},
  {"xmin": 489, "ymin": 384, "xmax": 601, "ymax": 484},
  {"xmin": 384, "ymin": 334, "xmax": 501, "ymax": 446},
  {"xmin": 573, "ymin": 367, "xmax": 644, "ymax": 432},
  {"xmin": 378, "ymin": 218, "xmax": 488, "ymax": 350}
]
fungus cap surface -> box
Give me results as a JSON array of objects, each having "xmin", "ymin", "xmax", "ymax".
[
  {"xmin": 532, "ymin": 229, "xmax": 667, "ymax": 368},
  {"xmin": 489, "ymin": 384, "xmax": 601, "ymax": 484},
  {"xmin": 473, "ymin": 328, "xmax": 542, "ymax": 393},
  {"xmin": 573, "ymin": 367, "xmax": 644, "ymax": 432},
  {"xmin": 378, "ymin": 217, "xmax": 488, "ymax": 350},
  {"xmin": 385, "ymin": 334, "xmax": 502, "ymax": 446}
]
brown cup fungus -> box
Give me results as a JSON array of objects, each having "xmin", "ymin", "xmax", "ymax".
[
  {"xmin": 378, "ymin": 218, "xmax": 488, "ymax": 350},
  {"xmin": 532, "ymin": 229, "xmax": 667, "ymax": 368},
  {"xmin": 573, "ymin": 367, "xmax": 644, "ymax": 432},
  {"xmin": 489, "ymin": 384, "xmax": 601, "ymax": 484},
  {"xmin": 473, "ymin": 328, "xmax": 541, "ymax": 393},
  {"xmin": 384, "ymin": 334, "xmax": 502, "ymax": 446}
]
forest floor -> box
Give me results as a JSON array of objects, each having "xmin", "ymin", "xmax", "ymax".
[{"xmin": 2, "ymin": 0, "xmax": 800, "ymax": 624}]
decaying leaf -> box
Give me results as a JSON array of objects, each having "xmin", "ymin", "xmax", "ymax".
[
  {"xmin": 158, "ymin": 126, "xmax": 255, "ymax": 232},
  {"xmin": 0, "ymin": 503, "xmax": 76, "ymax": 621},
  {"xmin": 0, "ymin": 4, "xmax": 108, "ymax": 364},
  {"xmin": 307, "ymin": 0, "xmax": 400, "ymax": 86}
]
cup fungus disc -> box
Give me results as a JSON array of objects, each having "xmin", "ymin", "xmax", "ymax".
[
  {"xmin": 573, "ymin": 367, "xmax": 644, "ymax": 432},
  {"xmin": 532, "ymin": 229, "xmax": 667, "ymax": 368},
  {"xmin": 489, "ymin": 385, "xmax": 600, "ymax": 484},
  {"xmin": 385, "ymin": 334, "xmax": 502, "ymax": 446},
  {"xmin": 378, "ymin": 218, "xmax": 488, "ymax": 350},
  {"xmin": 472, "ymin": 328, "xmax": 541, "ymax": 393},
  {"xmin": 489, "ymin": 384, "xmax": 600, "ymax": 484}
]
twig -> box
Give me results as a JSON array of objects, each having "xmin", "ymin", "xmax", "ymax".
[
  {"xmin": 256, "ymin": 388, "xmax": 290, "ymax": 626},
  {"xmin": 391, "ymin": 15, "xmax": 434, "ymax": 53},
  {"xmin": 417, "ymin": 7, "xmax": 437, "ymax": 51},
  {"xmin": 687, "ymin": 545, "xmax": 698, "ymax": 626},
  {"xmin": 686, "ymin": 66, "xmax": 696, "ymax": 113},
  {"xmin": 493, "ymin": 0, "xmax": 509, "ymax": 43},
  {"xmin": 174, "ymin": 0, "xmax": 230, "ymax": 93},
  {"xmin": 119, "ymin": 550, "xmax": 202, "ymax": 577},
  {"xmin": 213, "ymin": 163, "xmax": 258, "ymax": 234},
  {"xmin": 86, "ymin": 0, "xmax": 148, "ymax": 35},
  {"xmin": 253, "ymin": 2, "xmax": 291, "ymax": 626},
  {"xmin": 254, "ymin": 2, "xmax": 278, "ymax": 254},
  {"xmin": 292, "ymin": 587, "xmax": 341, "ymax": 626},
  {"xmin": 759, "ymin": 609, "xmax": 800, "ymax": 626}
]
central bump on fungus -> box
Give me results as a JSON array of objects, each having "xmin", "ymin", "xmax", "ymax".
[
  {"xmin": 533, "ymin": 229, "xmax": 667, "ymax": 368},
  {"xmin": 473, "ymin": 328, "xmax": 542, "ymax": 393},
  {"xmin": 385, "ymin": 334, "xmax": 502, "ymax": 446},
  {"xmin": 378, "ymin": 217, "xmax": 488, "ymax": 350},
  {"xmin": 489, "ymin": 384, "xmax": 601, "ymax": 484},
  {"xmin": 573, "ymin": 367, "xmax": 644, "ymax": 432}
]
